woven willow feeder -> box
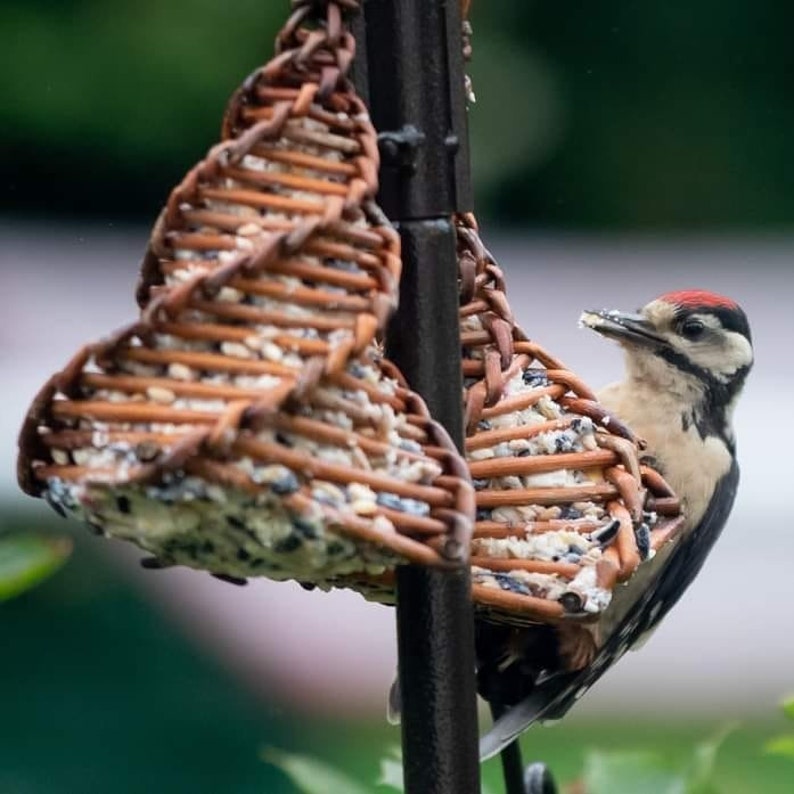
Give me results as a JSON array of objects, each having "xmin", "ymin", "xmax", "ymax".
[
  {"xmin": 455, "ymin": 214, "xmax": 684, "ymax": 636},
  {"xmin": 17, "ymin": 2, "xmax": 474, "ymax": 592}
]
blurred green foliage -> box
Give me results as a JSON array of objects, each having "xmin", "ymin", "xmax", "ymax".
[
  {"xmin": 764, "ymin": 697, "xmax": 794, "ymax": 761},
  {"xmin": 266, "ymin": 722, "xmax": 789, "ymax": 793},
  {"xmin": 269, "ymin": 720, "xmax": 794, "ymax": 793},
  {"xmin": 0, "ymin": 532, "xmax": 71, "ymax": 601},
  {"xmin": 472, "ymin": 1, "xmax": 794, "ymax": 228},
  {"xmin": 265, "ymin": 747, "xmax": 376, "ymax": 794},
  {"xmin": 1, "ymin": 1, "xmax": 286, "ymax": 221},
  {"xmin": 0, "ymin": 509, "xmax": 295, "ymax": 793},
  {"xmin": 2, "ymin": 1, "xmax": 793, "ymax": 229}
]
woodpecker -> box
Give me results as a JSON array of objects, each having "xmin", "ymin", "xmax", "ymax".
[{"xmin": 479, "ymin": 289, "xmax": 753, "ymax": 760}]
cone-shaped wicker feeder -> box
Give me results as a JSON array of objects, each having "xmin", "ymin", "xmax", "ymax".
[
  {"xmin": 17, "ymin": 1, "xmax": 474, "ymax": 592},
  {"xmin": 455, "ymin": 214, "xmax": 684, "ymax": 638}
]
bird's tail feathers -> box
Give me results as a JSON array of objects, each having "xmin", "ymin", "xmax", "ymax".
[{"xmin": 479, "ymin": 693, "xmax": 551, "ymax": 761}]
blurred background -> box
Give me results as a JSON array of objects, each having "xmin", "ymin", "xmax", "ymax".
[{"xmin": 2, "ymin": 1, "xmax": 793, "ymax": 791}]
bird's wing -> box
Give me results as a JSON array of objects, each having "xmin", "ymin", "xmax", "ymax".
[{"xmin": 480, "ymin": 459, "xmax": 739, "ymax": 761}]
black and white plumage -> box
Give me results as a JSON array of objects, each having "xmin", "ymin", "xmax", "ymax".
[{"xmin": 479, "ymin": 289, "xmax": 753, "ymax": 761}]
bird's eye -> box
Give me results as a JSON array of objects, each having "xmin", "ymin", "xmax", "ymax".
[{"xmin": 680, "ymin": 318, "xmax": 706, "ymax": 340}]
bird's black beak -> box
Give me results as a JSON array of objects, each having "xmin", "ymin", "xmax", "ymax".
[{"xmin": 579, "ymin": 309, "xmax": 666, "ymax": 348}]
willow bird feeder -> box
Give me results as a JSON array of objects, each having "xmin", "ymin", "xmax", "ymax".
[
  {"xmin": 455, "ymin": 214, "xmax": 684, "ymax": 636},
  {"xmin": 17, "ymin": 1, "xmax": 474, "ymax": 592}
]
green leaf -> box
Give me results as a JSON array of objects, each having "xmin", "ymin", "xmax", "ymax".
[
  {"xmin": 376, "ymin": 755, "xmax": 403, "ymax": 791},
  {"xmin": 375, "ymin": 748, "xmax": 495, "ymax": 794},
  {"xmin": 0, "ymin": 533, "xmax": 72, "ymax": 601},
  {"xmin": 763, "ymin": 734, "xmax": 794, "ymax": 760},
  {"xmin": 684, "ymin": 723, "xmax": 736, "ymax": 793},
  {"xmin": 263, "ymin": 747, "xmax": 371, "ymax": 794},
  {"xmin": 782, "ymin": 696, "xmax": 794, "ymax": 722},
  {"xmin": 582, "ymin": 750, "xmax": 686, "ymax": 794}
]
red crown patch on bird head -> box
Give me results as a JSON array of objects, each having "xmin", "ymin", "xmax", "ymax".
[{"xmin": 657, "ymin": 290, "xmax": 739, "ymax": 312}]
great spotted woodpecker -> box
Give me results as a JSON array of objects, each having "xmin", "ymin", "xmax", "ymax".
[{"xmin": 479, "ymin": 289, "xmax": 753, "ymax": 760}]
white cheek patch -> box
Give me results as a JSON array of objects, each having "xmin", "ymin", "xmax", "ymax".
[{"xmin": 686, "ymin": 330, "xmax": 753, "ymax": 381}]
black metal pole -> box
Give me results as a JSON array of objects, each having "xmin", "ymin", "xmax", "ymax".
[{"xmin": 354, "ymin": 1, "xmax": 480, "ymax": 793}]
